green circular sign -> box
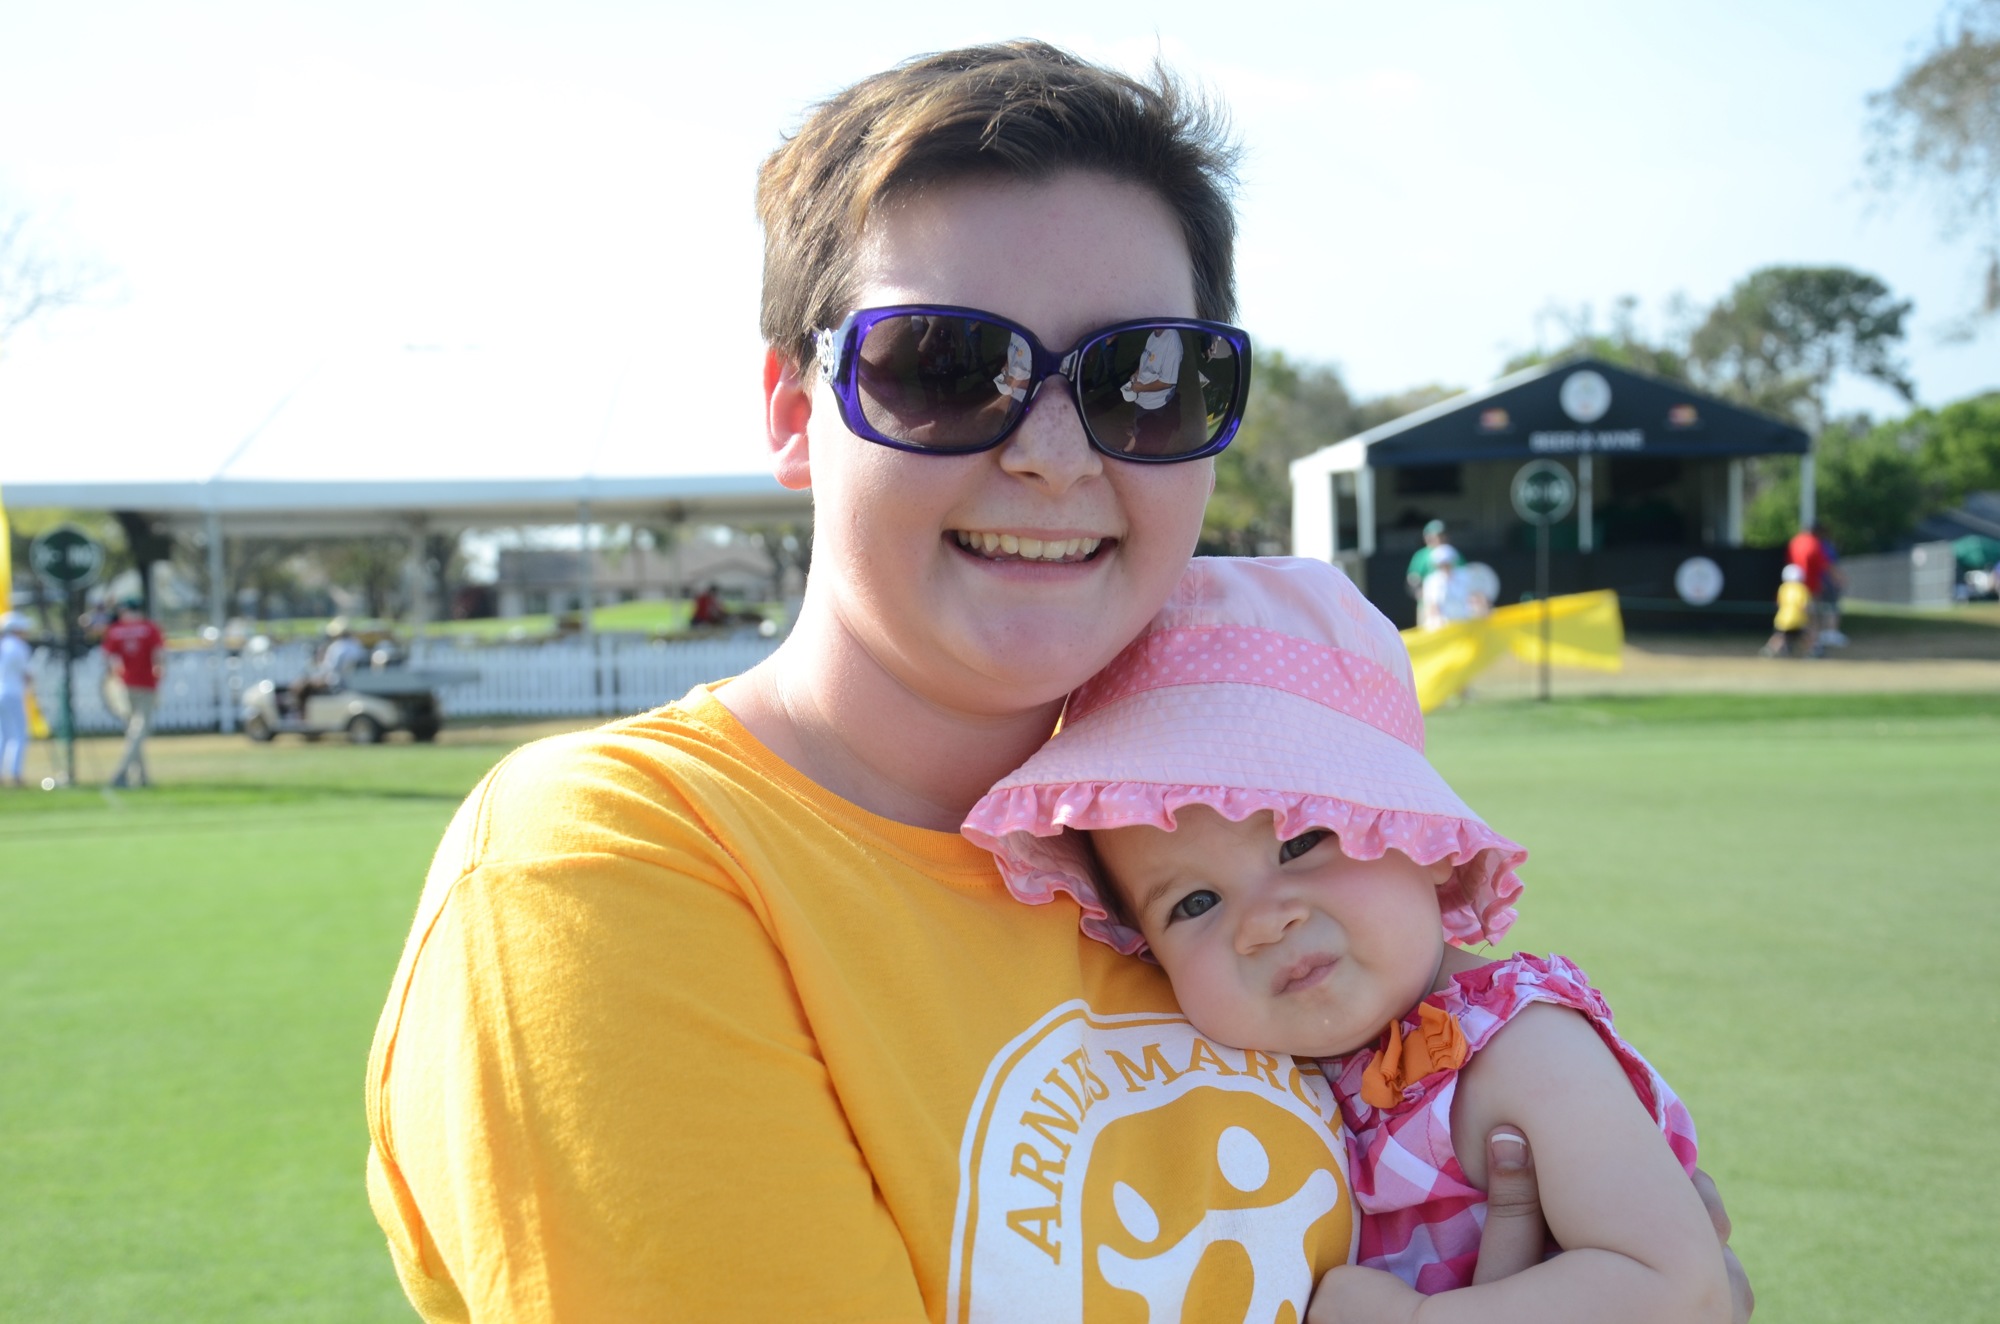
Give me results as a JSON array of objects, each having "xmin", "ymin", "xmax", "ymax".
[
  {"xmin": 28, "ymin": 524, "xmax": 105, "ymax": 589},
  {"xmin": 1511, "ymin": 460, "xmax": 1576, "ymax": 526}
]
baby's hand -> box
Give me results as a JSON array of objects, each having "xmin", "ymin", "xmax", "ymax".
[{"xmin": 1305, "ymin": 1265, "xmax": 1423, "ymax": 1324}]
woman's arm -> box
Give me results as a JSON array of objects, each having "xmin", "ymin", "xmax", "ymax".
[{"xmin": 1310, "ymin": 1005, "xmax": 1731, "ymax": 1324}]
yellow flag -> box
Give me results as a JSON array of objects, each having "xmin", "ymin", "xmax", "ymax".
[
  {"xmin": 1489, "ymin": 590, "xmax": 1626, "ymax": 673},
  {"xmin": 1401, "ymin": 616, "xmax": 1514, "ymax": 714},
  {"xmin": 1401, "ymin": 590, "xmax": 1624, "ymax": 712}
]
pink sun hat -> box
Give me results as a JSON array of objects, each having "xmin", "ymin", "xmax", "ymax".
[{"xmin": 962, "ymin": 556, "xmax": 1526, "ymax": 956}]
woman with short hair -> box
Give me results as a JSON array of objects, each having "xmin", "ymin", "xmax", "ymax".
[{"xmin": 366, "ymin": 42, "xmax": 1745, "ymax": 1321}]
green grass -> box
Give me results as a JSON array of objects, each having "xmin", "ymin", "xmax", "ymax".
[
  {"xmin": 0, "ymin": 735, "xmax": 519, "ymax": 1321},
  {"xmin": 1428, "ymin": 692, "xmax": 2000, "ymax": 1323},
  {"xmin": 2, "ymin": 695, "xmax": 1996, "ymax": 1320}
]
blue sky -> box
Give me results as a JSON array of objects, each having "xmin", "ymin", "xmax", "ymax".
[{"xmin": 0, "ymin": 0, "xmax": 1990, "ymax": 478}]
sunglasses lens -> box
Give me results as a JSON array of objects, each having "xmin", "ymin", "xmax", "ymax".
[
  {"xmin": 852, "ymin": 313, "xmax": 1025, "ymax": 451},
  {"xmin": 1075, "ymin": 326, "xmax": 1242, "ymax": 459}
]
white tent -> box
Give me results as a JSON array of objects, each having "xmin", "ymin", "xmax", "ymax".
[{"xmin": 2, "ymin": 342, "xmax": 810, "ymax": 627}]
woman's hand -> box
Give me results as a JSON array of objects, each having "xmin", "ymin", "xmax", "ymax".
[
  {"xmin": 1470, "ymin": 1126, "xmax": 1550, "ymax": 1283},
  {"xmin": 1693, "ymin": 1167, "xmax": 1754, "ymax": 1322},
  {"xmin": 1469, "ymin": 1128, "xmax": 1753, "ymax": 1321}
]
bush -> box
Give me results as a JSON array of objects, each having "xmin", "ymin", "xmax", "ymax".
[{"xmin": 1746, "ymin": 407, "xmax": 1966, "ymax": 554}]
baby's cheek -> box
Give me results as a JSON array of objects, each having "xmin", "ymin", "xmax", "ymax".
[{"xmin": 1163, "ymin": 957, "xmax": 1256, "ymax": 1043}]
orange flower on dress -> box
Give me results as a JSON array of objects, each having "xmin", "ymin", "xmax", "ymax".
[{"xmin": 1359, "ymin": 1002, "xmax": 1469, "ymax": 1109}]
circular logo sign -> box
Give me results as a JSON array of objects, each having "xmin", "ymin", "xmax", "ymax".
[
  {"xmin": 1674, "ymin": 556, "xmax": 1725, "ymax": 606},
  {"xmin": 28, "ymin": 524, "xmax": 105, "ymax": 589},
  {"xmin": 1559, "ymin": 369, "xmax": 1612, "ymax": 424},
  {"xmin": 1510, "ymin": 460, "xmax": 1576, "ymax": 526}
]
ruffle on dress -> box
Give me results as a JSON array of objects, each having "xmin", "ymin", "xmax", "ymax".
[{"xmin": 963, "ymin": 780, "xmax": 1527, "ymax": 957}]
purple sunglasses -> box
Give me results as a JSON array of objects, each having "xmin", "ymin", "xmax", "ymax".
[{"xmin": 814, "ymin": 304, "xmax": 1253, "ymax": 463}]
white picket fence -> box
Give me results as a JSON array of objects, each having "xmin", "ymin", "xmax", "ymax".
[{"xmin": 30, "ymin": 634, "xmax": 783, "ymax": 735}]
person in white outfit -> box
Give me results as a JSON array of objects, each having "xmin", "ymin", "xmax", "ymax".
[
  {"xmin": 0, "ymin": 612, "xmax": 37, "ymax": 788},
  {"xmin": 1419, "ymin": 546, "xmax": 1476, "ymax": 630}
]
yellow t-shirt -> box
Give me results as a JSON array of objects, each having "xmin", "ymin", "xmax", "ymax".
[
  {"xmin": 1774, "ymin": 580, "xmax": 1812, "ymax": 632},
  {"xmin": 367, "ymin": 685, "xmax": 1356, "ymax": 1321}
]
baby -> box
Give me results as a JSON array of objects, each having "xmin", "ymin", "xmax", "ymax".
[{"xmin": 965, "ymin": 556, "xmax": 1729, "ymax": 1323}]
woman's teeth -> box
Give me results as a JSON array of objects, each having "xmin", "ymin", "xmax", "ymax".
[{"xmin": 953, "ymin": 532, "xmax": 1103, "ymax": 562}]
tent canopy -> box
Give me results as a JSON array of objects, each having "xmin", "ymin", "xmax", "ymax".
[{"xmin": 1, "ymin": 343, "xmax": 808, "ymax": 535}]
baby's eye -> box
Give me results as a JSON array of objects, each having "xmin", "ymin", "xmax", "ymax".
[
  {"xmin": 1167, "ymin": 890, "xmax": 1220, "ymax": 923},
  {"xmin": 1279, "ymin": 829, "xmax": 1330, "ymax": 864}
]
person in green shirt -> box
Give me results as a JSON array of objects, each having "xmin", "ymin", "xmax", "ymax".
[{"xmin": 1406, "ymin": 519, "xmax": 1451, "ymax": 597}]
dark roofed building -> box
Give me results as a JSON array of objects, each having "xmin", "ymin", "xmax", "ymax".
[{"xmin": 1290, "ymin": 357, "xmax": 1814, "ymax": 628}]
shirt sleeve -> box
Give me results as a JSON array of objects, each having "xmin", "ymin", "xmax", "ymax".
[{"xmin": 366, "ymin": 739, "xmax": 929, "ymax": 1321}]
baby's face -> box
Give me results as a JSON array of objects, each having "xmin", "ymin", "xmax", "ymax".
[{"xmin": 1093, "ymin": 806, "xmax": 1449, "ymax": 1058}]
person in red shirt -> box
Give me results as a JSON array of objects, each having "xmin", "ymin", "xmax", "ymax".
[
  {"xmin": 1785, "ymin": 524, "xmax": 1842, "ymax": 656},
  {"xmin": 689, "ymin": 584, "xmax": 726, "ymax": 628},
  {"xmin": 1786, "ymin": 525, "xmax": 1830, "ymax": 595},
  {"xmin": 100, "ymin": 598, "xmax": 165, "ymax": 788}
]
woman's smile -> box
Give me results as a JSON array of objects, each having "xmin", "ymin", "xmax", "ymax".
[{"xmin": 949, "ymin": 530, "xmax": 1107, "ymax": 562}]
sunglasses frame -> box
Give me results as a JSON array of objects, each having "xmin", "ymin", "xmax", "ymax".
[{"xmin": 814, "ymin": 304, "xmax": 1253, "ymax": 464}]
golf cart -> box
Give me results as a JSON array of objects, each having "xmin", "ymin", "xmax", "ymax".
[{"xmin": 241, "ymin": 666, "xmax": 460, "ymax": 744}]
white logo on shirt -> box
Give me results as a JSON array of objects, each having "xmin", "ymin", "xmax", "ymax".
[{"xmin": 945, "ymin": 1002, "xmax": 1353, "ymax": 1323}]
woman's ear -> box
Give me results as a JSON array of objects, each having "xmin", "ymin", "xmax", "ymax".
[{"xmin": 764, "ymin": 345, "xmax": 814, "ymax": 491}]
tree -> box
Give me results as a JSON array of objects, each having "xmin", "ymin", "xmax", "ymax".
[
  {"xmin": 1200, "ymin": 350, "xmax": 1359, "ymax": 556},
  {"xmin": 1867, "ymin": 0, "xmax": 2000, "ymax": 327},
  {"xmin": 0, "ymin": 207, "xmax": 99, "ymax": 356},
  {"xmin": 1910, "ymin": 390, "xmax": 2000, "ymax": 507},
  {"xmin": 1349, "ymin": 383, "xmax": 1461, "ymax": 435},
  {"xmin": 317, "ymin": 537, "xmax": 410, "ymax": 619},
  {"xmin": 1743, "ymin": 392, "xmax": 2000, "ymax": 554},
  {"xmin": 1743, "ymin": 419, "xmax": 1925, "ymax": 554},
  {"xmin": 1686, "ymin": 265, "xmax": 1914, "ymax": 434},
  {"xmin": 1500, "ymin": 295, "xmax": 1694, "ymax": 382},
  {"xmin": 753, "ymin": 522, "xmax": 813, "ymax": 595},
  {"xmin": 1817, "ymin": 424, "xmax": 1928, "ymax": 554}
]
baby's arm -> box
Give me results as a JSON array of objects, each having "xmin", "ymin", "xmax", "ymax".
[{"xmin": 1310, "ymin": 1003, "xmax": 1730, "ymax": 1324}]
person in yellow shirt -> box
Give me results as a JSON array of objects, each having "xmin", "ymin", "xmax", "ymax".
[
  {"xmin": 1762, "ymin": 563, "xmax": 1815, "ymax": 658},
  {"xmin": 365, "ymin": 41, "xmax": 1748, "ymax": 1322}
]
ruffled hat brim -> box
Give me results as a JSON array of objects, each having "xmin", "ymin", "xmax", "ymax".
[{"xmin": 963, "ymin": 680, "xmax": 1526, "ymax": 956}]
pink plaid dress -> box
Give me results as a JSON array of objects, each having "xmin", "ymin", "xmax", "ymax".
[{"xmin": 1325, "ymin": 953, "xmax": 1700, "ymax": 1295}]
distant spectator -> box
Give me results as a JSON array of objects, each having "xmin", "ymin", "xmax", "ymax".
[
  {"xmin": 291, "ymin": 619, "xmax": 369, "ymax": 712},
  {"xmin": 324, "ymin": 620, "xmax": 369, "ymax": 681},
  {"xmin": 101, "ymin": 598, "xmax": 166, "ymax": 788},
  {"xmin": 1, "ymin": 612, "xmax": 36, "ymax": 788},
  {"xmin": 690, "ymin": 584, "xmax": 726, "ymax": 627},
  {"xmin": 1419, "ymin": 545, "xmax": 1478, "ymax": 629},
  {"xmin": 1786, "ymin": 523, "xmax": 1830, "ymax": 593},
  {"xmin": 1405, "ymin": 519, "xmax": 1451, "ymax": 598},
  {"xmin": 1762, "ymin": 564, "xmax": 1814, "ymax": 658}
]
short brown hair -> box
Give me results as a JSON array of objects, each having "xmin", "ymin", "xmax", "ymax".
[{"xmin": 756, "ymin": 40, "xmax": 1240, "ymax": 373}]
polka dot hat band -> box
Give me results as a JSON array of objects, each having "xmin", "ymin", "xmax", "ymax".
[{"xmin": 962, "ymin": 556, "xmax": 1527, "ymax": 956}]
